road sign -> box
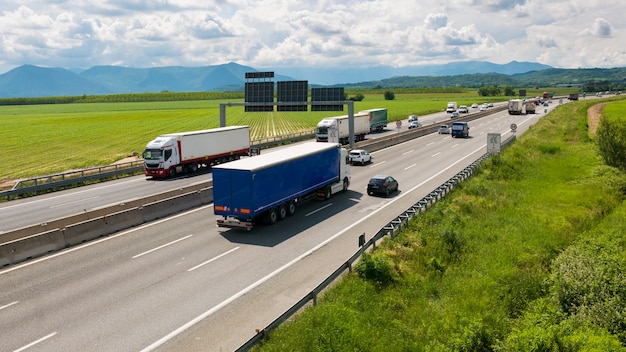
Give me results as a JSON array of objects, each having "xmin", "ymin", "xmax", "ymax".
[
  {"xmin": 396, "ymin": 120, "xmax": 402, "ymax": 128},
  {"xmin": 487, "ymin": 133, "xmax": 501, "ymax": 154},
  {"xmin": 510, "ymin": 123, "xmax": 517, "ymax": 132}
]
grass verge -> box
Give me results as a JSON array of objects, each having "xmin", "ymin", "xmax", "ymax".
[{"xmin": 251, "ymin": 100, "xmax": 626, "ymax": 351}]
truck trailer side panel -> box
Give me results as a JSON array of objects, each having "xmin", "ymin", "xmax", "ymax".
[
  {"xmin": 213, "ymin": 143, "xmax": 341, "ymax": 223},
  {"xmin": 360, "ymin": 108, "xmax": 388, "ymax": 132},
  {"xmin": 174, "ymin": 127, "xmax": 250, "ymax": 162}
]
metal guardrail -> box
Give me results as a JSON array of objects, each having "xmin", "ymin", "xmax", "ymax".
[
  {"xmin": 236, "ymin": 151, "xmax": 494, "ymax": 351},
  {"xmin": 0, "ymin": 131, "xmax": 316, "ymax": 201}
]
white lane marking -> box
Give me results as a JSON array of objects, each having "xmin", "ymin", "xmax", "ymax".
[
  {"xmin": 132, "ymin": 235, "xmax": 194, "ymax": 259},
  {"xmin": 404, "ymin": 164, "xmax": 417, "ymax": 170},
  {"xmin": 0, "ymin": 301, "xmax": 18, "ymax": 311},
  {"xmin": 0, "ymin": 178, "xmax": 145, "ymax": 211},
  {"xmin": 13, "ymin": 332, "xmax": 57, "ymax": 352},
  {"xmin": 140, "ymin": 142, "xmax": 488, "ymax": 352},
  {"xmin": 451, "ymin": 143, "xmax": 459, "ymax": 148},
  {"xmin": 369, "ymin": 160, "xmax": 385, "ymax": 168},
  {"xmin": 426, "ymin": 142, "xmax": 435, "ymax": 146},
  {"xmin": 187, "ymin": 247, "xmax": 240, "ymax": 272},
  {"xmin": 402, "ymin": 150, "xmax": 414, "ymax": 155},
  {"xmin": 432, "ymin": 152, "xmax": 441, "ymax": 157},
  {"xmin": 0, "ymin": 206, "xmax": 211, "ymax": 276},
  {"xmin": 49, "ymin": 196, "xmax": 100, "ymax": 209},
  {"xmin": 306, "ymin": 203, "xmax": 333, "ymax": 216}
]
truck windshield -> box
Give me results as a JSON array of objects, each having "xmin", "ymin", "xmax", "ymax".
[
  {"xmin": 452, "ymin": 124, "xmax": 464, "ymax": 130},
  {"xmin": 143, "ymin": 149, "xmax": 163, "ymax": 160},
  {"xmin": 317, "ymin": 127, "xmax": 328, "ymax": 134}
]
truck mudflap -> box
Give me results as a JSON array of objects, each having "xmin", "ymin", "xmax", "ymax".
[{"xmin": 216, "ymin": 217, "xmax": 254, "ymax": 231}]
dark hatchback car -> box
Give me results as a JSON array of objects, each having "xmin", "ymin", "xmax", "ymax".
[{"xmin": 367, "ymin": 175, "xmax": 399, "ymax": 196}]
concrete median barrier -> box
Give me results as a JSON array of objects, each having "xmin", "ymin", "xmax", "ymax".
[
  {"xmin": 0, "ymin": 229, "xmax": 66, "ymax": 266},
  {"xmin": 63, "ymin": 207, "xmax": 143, "ymax": 246},
  {"xmin": 141, "ymin": 191, "xmax": 204, "ymax": 223}
]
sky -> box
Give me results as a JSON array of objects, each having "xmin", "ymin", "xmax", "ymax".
[{"xmin": 1, "ymin": 0, "xmax": 624, "ymax": 75}]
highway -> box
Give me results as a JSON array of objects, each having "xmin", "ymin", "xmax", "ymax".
[{"xmin": 0, "ymin": 103, "xmax": 552, "ymax": 351}]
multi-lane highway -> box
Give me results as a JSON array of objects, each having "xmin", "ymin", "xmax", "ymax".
[{"xmin": 0, "ymin": 103, "xmax": 554, "ymax": 351}]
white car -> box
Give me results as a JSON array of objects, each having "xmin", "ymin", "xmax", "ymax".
[
  {"xmin": 408, "ymin": 115, "xmax": 418, "ymax": 122},
  {"xmin": 479, "ymin": 105, "xmax": 487, "ymax": 111},
  {"xmin": 408, "ymin": 121, "xmax": 422, "ymax": 129},
  {"xmin": 458, "ymin": 105, "xmax": 468, "ymax": 113},
  {"xmin": 348, "ymin": 149, "xmax": 372, "ymax": 165},
  {"xmin": 438, "ymin": 125, "xmax": 450, "ymax": 134},
  {"xmin": 471, "ymin": 103, "xmax": 478, "ymax": 108}
]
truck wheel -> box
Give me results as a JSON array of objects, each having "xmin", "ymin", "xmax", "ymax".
[
  {"xmin": 278, "ymin": 204, "xmax": 288, "ymax": 220},
  {"xmin": 168, "ymin": 167, "xmax": 176, "ymax": 178},
  {"xmin": 189, "ymin": 163, "xmax": 198, "ymax": 173},
  {"xmin": 266, "ymin": 208, "xmax": 278, "ymax": 225},
  {"xmin": 324, "ymin": 185, "xmax": 332, "ymax": 200},
  {"xmin": 287, "ymin": 201, "xmax": 296, "ymax": 216},
  {"xmin": 342, "ymin": 178, "xmax": 349, "ymax": 192}
]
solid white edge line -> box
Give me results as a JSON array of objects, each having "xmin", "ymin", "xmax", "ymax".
[
  {"xmin": 140, "ymin": 143, "xmax": 487, "ymax": 352},
  {"xmin": 305, "ymin": 203, "xmax": 333, "ymax": 217}
]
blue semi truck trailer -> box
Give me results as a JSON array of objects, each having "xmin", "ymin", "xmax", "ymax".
[{"xmin": 213, "ymin": 142, "xmax": 351, "ymax": 230}]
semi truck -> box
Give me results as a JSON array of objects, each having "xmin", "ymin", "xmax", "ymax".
[
  {"xmin": 142, "ymin": 126, "xmax": 250, "ymax": 178},
  {"xmin": 568, "ymin": 93, "xmax": 579, "ymax": 100},
  {"xmin": 446, "ymin": 102, "xmax": 457, "ymax": 113},
  {"xmin": 316, "ymin": 112, "xmax": 370, "ymax": 144},
  {"xmin": 360, "ymin": 108, "xmax": 388, "ymax": 132},
  {"xmin": 213, "ymin": 142, "xmax": 351, "ymax": 230},
  {"xmin": 508, "ymin": 99, "xmax": 523, "ymax": 115}
]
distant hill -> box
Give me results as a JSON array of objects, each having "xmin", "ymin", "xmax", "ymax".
[{"xmin": 0, "ymin": 61, "xmax": 624, "ymax": 98}]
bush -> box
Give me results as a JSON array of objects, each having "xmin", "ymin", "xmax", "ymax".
[
  {"xmin": 355, "ymin": 252, "xmax": 396, "ymax": 288},
  {"xmin": 384, "ymin": 91, "xmax": 395, "ymax": 100},
  {"xmin": 596, "ymin": 113, "xmax": 626, "ymax": 171}
]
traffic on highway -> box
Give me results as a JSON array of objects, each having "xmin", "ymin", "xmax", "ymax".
[{"xmin": 1, "ymin": 101, "xmax": 561, "ymax": 351}]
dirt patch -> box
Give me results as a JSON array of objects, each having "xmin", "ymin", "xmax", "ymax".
[{"xmin": 588, "ymin": 103, "xmax": 607, "ymax": 136}]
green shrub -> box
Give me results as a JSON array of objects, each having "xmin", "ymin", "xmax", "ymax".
[
  {"xmin": 596, "ymin": 112, "xmax": 626, "ymax": 171},
  {"xmin": 355, "ymin": 252, "xmax": 396, "ymax": 288}
]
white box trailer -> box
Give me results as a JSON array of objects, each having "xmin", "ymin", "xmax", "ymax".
[
  {"xmin": 143, "ymin": 126, "xmax": 250, "ymax": 178},
  {"xmin": 315, "ymin": 112, "xmax": 370, "ymax": 144}
]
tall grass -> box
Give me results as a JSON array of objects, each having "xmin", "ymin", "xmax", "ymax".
[{"xmin": 251, "ymin": 100, "xmax": 626, "ymax": 350}]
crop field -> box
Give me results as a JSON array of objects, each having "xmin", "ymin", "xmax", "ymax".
[{"xmin": 0, "ymin": 90, "xmax": 532, "ymax": 182}]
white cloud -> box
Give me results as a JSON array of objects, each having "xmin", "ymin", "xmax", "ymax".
[{"xmin": 0, "ymin": 0, "xmax": 624, "ymax": 74}]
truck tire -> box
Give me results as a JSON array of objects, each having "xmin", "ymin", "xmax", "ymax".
[
  {"xmin": 287, "ymin": 201, "xmax": 296, "ymax": 216},
  {"xmin": 342, "ymin": 178, "xmax": 349, "ymax": 192},
  {"xmin": 188, "ymin": 163, "xmax": 198, "ymax": 173},
  {"xmin": 168, "ymin": 167, "xmax": 176, "ymax": 178},
  {"xmin": 323, "ymin": 185, "xmax": 332, "ymax": 200},
  {"xmin": 278, "ymin": 204, "xmax": 288, "ymax": 220},
  {"xmin": 266, "ymin": 208, "xmax": 278, "ymax": 225}
]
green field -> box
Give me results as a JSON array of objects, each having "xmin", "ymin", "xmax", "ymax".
[{"xmin": 0, "ymin": 92, "xmax": 502, "ymax": 182}]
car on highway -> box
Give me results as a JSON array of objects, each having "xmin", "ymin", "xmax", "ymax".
[
  {"xmin": 450, "ymin": 111, "xmax": 459, "ymax": 119},
  {"xmin": 408, "ymin": 115, "xmax": 418, "ymax": 122},
  {"xmin": 438, "ymin": 125, "xmax": 450, "ymax": 134},
  {"xmin": 408, "ymin": 121, "xmax": 422, "ymax": 129},
  {"xmin": 487, "ymin": 102, "xmax": 494, "ymax": 107},
  {"xmin": 471, "ymin": 103, "xmax": 478, "ymax": 108},
  {"xmin": 367, "ymin": 175, "xmax": 399, "ymax": 196},
  {"xmin": 458, "ymin": 105, "xmax": 469, "ymax": 113},
  {"xmin": 349, "ymin": 149, "xmax": 372, "ymax": 165}
]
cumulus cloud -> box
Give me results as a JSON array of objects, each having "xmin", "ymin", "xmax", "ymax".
[
  {"xmin": 590, "ymin": 18, "xmax": 612, "ymax": 37},
  {"xmin": 0, "ymin": 0, "xmax": 624, "ymax": 74}
]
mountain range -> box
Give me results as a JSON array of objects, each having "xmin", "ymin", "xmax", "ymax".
[{"xmin": 0, "ymin": 61, "xmax": 557, "ymax": 98}]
